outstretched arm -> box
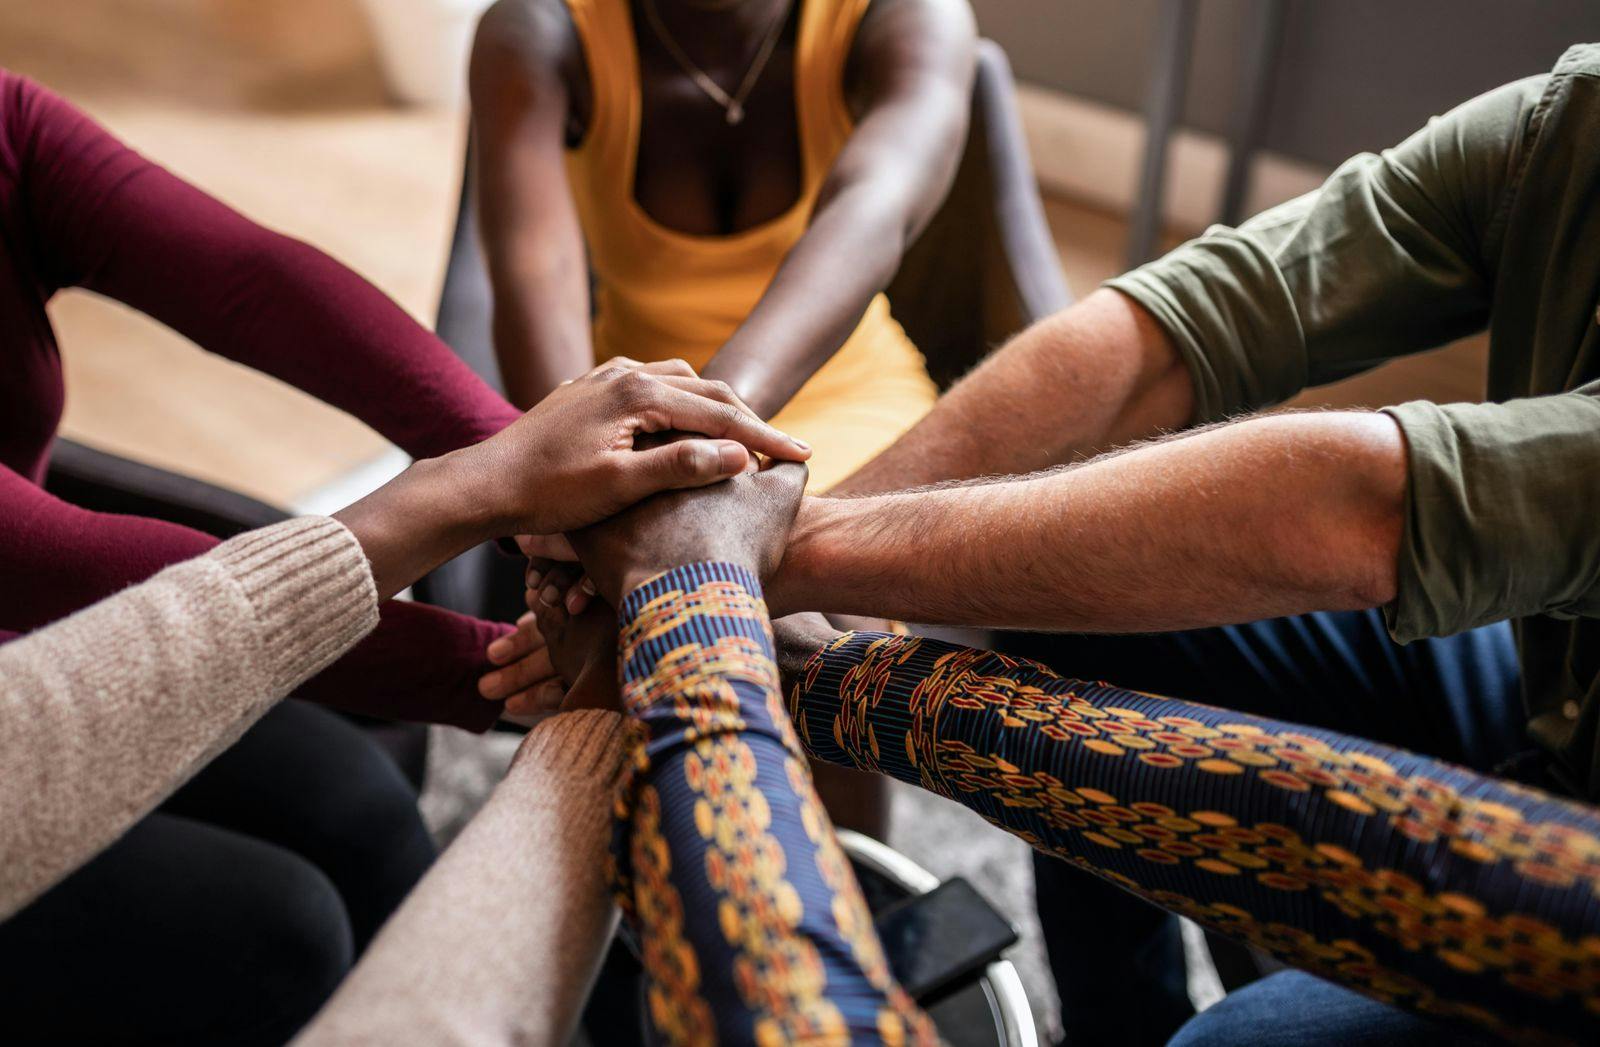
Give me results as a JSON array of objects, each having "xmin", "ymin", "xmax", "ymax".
[
  {"xmin": 295, "ymin": 711, "xmax": 629, "ymax": 1046},
  {"xmin": 611, "ymin": 564, "xmax": 933, "ymax": 1044},
  {"xmin": 775, "ymin": 409, "xmax": 1408, "ymax": 632},
  {"xmin": 785, "ymin": 626, "xmax": 1600, "ymax": 1044},
  {"xmin": 830, "ymin": 288, "xmax": 1195, "ymax": 494},
  {"xmin": 9, "ymin": 70, "xmax": 521, "ymax": 456},
  {"xmin": 0, "ymin": 359, "xmax": 805, "ymax": 919},
  {"xmin": 698, "ymin": 0, "xmax": 976, "ymax": 418},
  {"xmin": 832, "ymin": 74, "xmax": 1545, "ymax": 497},
  {"xmin": 565, "ymin": 462, "xmax": 933, "ymax": 1043}
]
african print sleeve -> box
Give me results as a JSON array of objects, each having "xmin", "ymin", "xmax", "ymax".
[
  {"xmin": 791, "ymin": 632, "xmax": 1600, "ymax": 1046},
  {"xmin": 612, "ymin": 564, "xmax": 935, "ymax": 1046}
]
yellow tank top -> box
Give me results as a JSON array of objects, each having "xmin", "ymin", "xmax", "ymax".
[{"xmin": 562, "ymin": 0, "xmax": 937, "ymax": 490}]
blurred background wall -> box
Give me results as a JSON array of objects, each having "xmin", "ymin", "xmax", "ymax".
[{"xmin": 980, "ymin": 0, "xmax": 1593, "ymax": 167}]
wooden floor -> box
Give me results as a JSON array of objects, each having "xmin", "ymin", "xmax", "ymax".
[{"xmin": 2, "ymin": 0, "xmax": 1486, "ymax": 507}]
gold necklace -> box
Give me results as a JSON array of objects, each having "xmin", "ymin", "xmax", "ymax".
[{"xmin": 640, "ymin": 0, "xmax": 792, "ymax": 125}]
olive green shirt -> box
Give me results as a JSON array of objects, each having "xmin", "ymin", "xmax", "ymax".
[{"xmin": 1108, "ymin": 45, "xmax": 1600, "ymax": 797}]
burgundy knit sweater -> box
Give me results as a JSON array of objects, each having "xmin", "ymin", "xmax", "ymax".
[{"xmin": 0, "ymin": 69, "xmax": 522, "ymax": 730}]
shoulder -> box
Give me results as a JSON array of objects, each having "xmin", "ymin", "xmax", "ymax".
[
  {"xmin": 855, "ymin": 0, "xmax": 976, "ymax": 60},
  {"xmin": 471, "ymin": 0, "xmax": 583, "ymax": 93},
  {"xmin": 849, "ymin": 0, "xmax": 975, "ymax": 91},
  {"xmin": 471, "ymin": 0, "xmax": 590, "ymax": 132}
]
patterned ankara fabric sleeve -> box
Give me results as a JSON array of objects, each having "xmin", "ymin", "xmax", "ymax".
[
  {"xmin": 792, "ymin": 632, "xmax": 1600, "ymax": 1046},
  {"xmin": 613, "ymin": 564, "xmax": 935, "ymax": 1046}
]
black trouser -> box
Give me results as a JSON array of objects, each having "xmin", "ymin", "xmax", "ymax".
[{"xmin": 0, "ymin": 700, "xmax": 436, "ymax": 1046}]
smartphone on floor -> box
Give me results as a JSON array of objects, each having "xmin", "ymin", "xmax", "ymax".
[{"xmin": 874, "ymin": 876, "xmax": 1019, "ymax": 1005}]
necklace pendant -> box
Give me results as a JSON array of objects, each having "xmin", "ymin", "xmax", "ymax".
[{"xmin": 725, "ymin": 101, "xmax": 744, "ymax": 125}]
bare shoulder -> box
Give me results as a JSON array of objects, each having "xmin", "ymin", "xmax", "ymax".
[
  {"xmin": 471, "ymin": 0, "xmax": 589, "ymax": 134},
  {"xmin": 849, "ymin": 0, "xmax": 976, "ymax": 100},
  {"xmin": 471, "ymin": 0, "xmax": 583, "ymax": 96}
]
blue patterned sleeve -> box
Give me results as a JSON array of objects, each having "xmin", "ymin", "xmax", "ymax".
[
  {"xmin": 611, "ymin": 564, "xmax": 934, "ymax": 1046},
  {"xmin": 791, "ymin": 632, "xmax": 1600, "ymax": 1045}
]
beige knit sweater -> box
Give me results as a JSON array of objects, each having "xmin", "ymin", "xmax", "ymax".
[{"xmin": 0, "ymin": 516, "xmax": 625, "ymax": 1045}]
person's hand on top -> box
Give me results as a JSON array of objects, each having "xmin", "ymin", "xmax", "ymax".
[{"xmin": 450, "ymin": 358, "xmax": 810, "ymax": 540}]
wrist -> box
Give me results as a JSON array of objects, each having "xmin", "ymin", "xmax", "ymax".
[
  {"xmin": 334, "ymin": 455, "xmax": 497, "ymax": 601},
  {"xmin": 767, "ymin": 496, "xmax": 833, "ymax": 616},
  {"xmin": 617, "ymin": 556, "xmax": 762, "ymax": 608},
  {"xmin": 412, "ymin": 451, "xmax": 506, "ymax": 546}
]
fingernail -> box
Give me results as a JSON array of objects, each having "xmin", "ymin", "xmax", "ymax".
[
  {"xmin": 580, "ymin": 577, "xmax": 597, "ymax": 595},
  {"xmin": 486, "ymin": 639, "xmax": 510, "ymax": 663},
  {"xmin": 792, "ymin": 436, "xmax": 810, "ymax": 452},
  {"xmin": 526, "ymin": 569, "xmax": 543, "ymax": 589},
  {"xmin": 539, "ymin": 584, "xmax": 561, "ymax": 607},
  {"xmin": 566, "ymin": 589, "xmax": 585, "ymax": 614},
  {"xmin": 717, "ymin": 442, "xmax": 748, "ymax": 474},
  {"xmin": 517, "ymin": 611, "xmax": 536, "ymax": 626}
]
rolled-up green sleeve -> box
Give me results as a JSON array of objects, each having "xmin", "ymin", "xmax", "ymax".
[
  {"xmin": 1381, "ymin": 382, "xmax": 1600, "ymax": 641},
  {"xmin": 1108, "ymin": 75, "xmax": 1545, "ymax": 423}
]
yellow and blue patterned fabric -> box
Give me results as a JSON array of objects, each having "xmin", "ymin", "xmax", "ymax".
[
  {"xmin": 613, "ymin": 563, "xmax": 935, "ymax": 1046},
  {"xmin": 791, "ymin": 632, "xmax": 1600, "ymax": 1045}
]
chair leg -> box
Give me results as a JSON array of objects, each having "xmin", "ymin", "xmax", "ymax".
[{"xmin": 1127, "ymin": 0, "xmax": 1200, "ymax": 268}]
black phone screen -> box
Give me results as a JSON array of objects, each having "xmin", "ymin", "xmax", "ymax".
[{"xmin": 873, "ymin": 877, "xmax": 1019, "ymax": 1004}]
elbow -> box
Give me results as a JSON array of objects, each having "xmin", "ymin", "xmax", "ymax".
[
  {"xmin": 1331, "ymin": 415, "xmax": 1409, "ymax": 611},
  {"xmin": 1344, "ymin": 550, "xmax": 1399, "ymax": 613},
  {"xmin": 1280, "ymin": 412, "xmax": 1406, "ymax": 612}
]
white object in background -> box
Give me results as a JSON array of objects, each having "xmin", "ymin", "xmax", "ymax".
[{"xmin": 360, "ymin": 0, "xmax": 494, "ymax": 107}]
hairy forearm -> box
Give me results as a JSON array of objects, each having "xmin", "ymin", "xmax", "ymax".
[
  {"xmin": 772, "ymin": 410, "xmax": 1407, "ymax": 630},
  {"xmin": 831, "ymin": 289, "xmax": 1195, "ymax": 495}
]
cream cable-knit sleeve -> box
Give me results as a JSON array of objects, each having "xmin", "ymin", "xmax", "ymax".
[{"xmin": 0, "ymin": 516, "xmax": 378, "ymax": 918}]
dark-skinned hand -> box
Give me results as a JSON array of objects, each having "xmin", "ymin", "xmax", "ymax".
[
  {"xmin": 568, "ymin": 456, "xmax": 809, "ymax": 606},
  {"xmin": 462, "ymin": 357, "xmax": 808, "ymax": 539}
]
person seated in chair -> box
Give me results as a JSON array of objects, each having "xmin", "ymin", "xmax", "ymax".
[{"xmin": 470, "ymin": 0, "xmax": 976, "ymax": 835}]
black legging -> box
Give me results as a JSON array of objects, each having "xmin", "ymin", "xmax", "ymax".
[{"xmin": 0, "ymin": 700, "xmax": 436, "ymax": 1046}]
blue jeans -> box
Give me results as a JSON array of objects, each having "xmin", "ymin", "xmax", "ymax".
[
  {"xmin": 1005, "ymin": 609, "xmax": 1526, "ymax": 1047},
  {"xmin": 1168, "ymin": 970, "xmax": 1495, "ymax": 1047}
]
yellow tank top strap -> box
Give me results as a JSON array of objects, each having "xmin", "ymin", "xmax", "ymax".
[
  {"xmin": 794, "ymin": 0, "xmax": 872, "ymax": 184},
  {"xmin": 561, "ymin": 0, "xmax": 634, "ymax": 192}
]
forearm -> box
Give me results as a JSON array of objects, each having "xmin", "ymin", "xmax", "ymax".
[
  {"xmin": 296, "ymin": 710, "xmax": 627, "ymax": 1046},
  {"xmin": 491, "ymin": 304, "xmax": 592, "ymax": 410},
  {"xmin": 699, "ymin": 182, "xmax": 909, "ymax": 419},
  {"xmin": 773, "ymin": 410, "xmax": 1406, "ymax": 631},
  {"xmin": 831, "ymin": 288, "xmax": 1195, "ymax": 494},
  {"xmin": 613, "ymin": 564, "xmax": 932, "ymax": 1044},
  {"xmin": 485, "ymin": 248, "xmax": 593, "ymax": 410},
  {"xmin": 18, "ymin": 75, "xmax": 519, "ymax": 456},
  {"xmin": 790, "ymin": 632, "xmax": 1600, "ymax": 1043}
]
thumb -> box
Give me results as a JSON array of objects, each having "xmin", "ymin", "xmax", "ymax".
[{"xmin": 627, "ymin": 439, "xmax": 749, "ymax": 495}]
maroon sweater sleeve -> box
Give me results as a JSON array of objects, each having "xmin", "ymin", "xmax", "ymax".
[
  {"xmin": 0, "ymin": 72, "xmax": 518, "ymax": 731},
  {"xmin": 0, "ymin": 465, "xmax": 510, "ymax": 731},
  {"xmin": 9, "ymin": 72, "xmax": 521, "ymax": 459}
]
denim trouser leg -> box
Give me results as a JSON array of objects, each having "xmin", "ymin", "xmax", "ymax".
[
  {"xmin": 1167, "ymin": 970, "xmax": 1497, "ymax": 1047},
  {"xmin": 1005, "ymin": 610, "xmax": 1524, "ymax": 1046}
]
